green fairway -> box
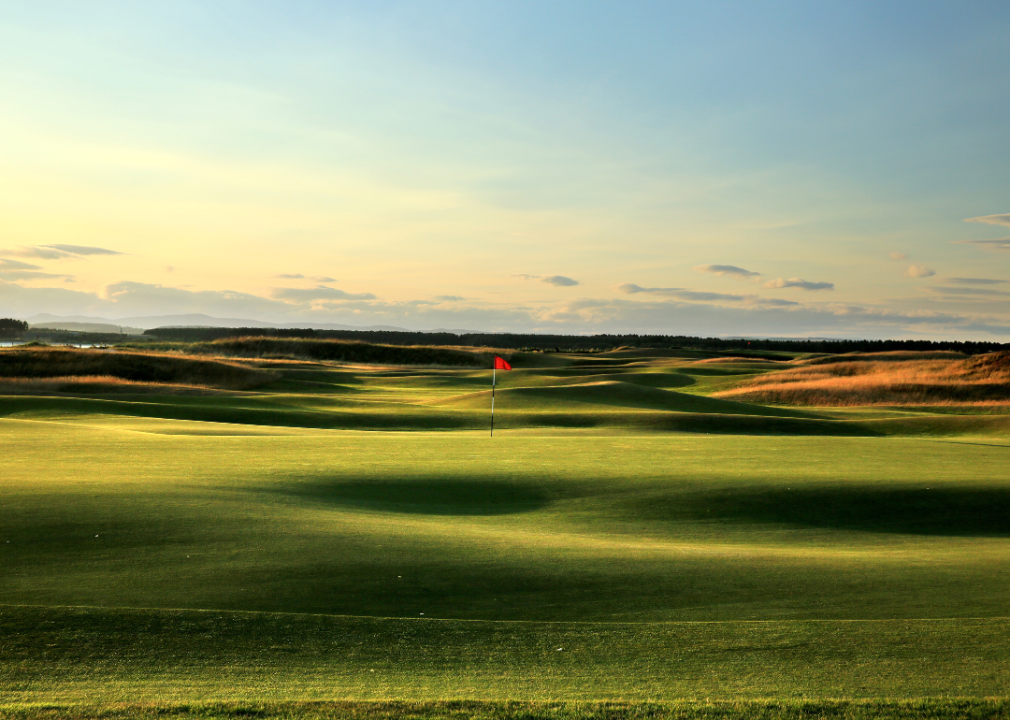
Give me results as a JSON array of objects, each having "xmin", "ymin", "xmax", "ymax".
[{"xmin": 2, "ymin": 350, "xmax": 1010, "ymax": 710}]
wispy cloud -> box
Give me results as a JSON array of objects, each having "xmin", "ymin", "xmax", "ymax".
[
  {"xmin": 888, "ymin": 252, "xmax": 908, "ymax": 261},
  {"xmin": 514, "ymin": 273, "xmax": 580, "ymax": 287},
  {"xmin": 927, "ymin": 286, "xmax": 1010, "ymax": 297},
  {"xmin": 617, "ymin": 283, "xmax": 798, "ymax": 305},
  {"xmin": 693, "ymin": 264, "xmax": 761, "ymax": 278},
  {"xmin": 0, "ymin": 259, "xmax": 43, "ymax": 271},
  {"xmin": 435, "ymin": 295, "xmax": 466, "ymax": 302},
  {"xmin": 272, "ymin": 286, "xmax": 376, "ymax": 302},
  {"xmin": 964, "ymin": 214, "xmax": 1010, "ymax": 227},
  {"xmin": 618, "ymin": 283, "xmax": 744, "ymax": 302},
  {"xmin": 0, "ymin": 270, "xmax": 74, "ymax": 282},
  {"xmin": 0, "ymin": 244, "xmax": 122, "ymax": 260},
  {"xmin": 943, "ymin": 277, "xmax": 1007, "ymax": 285},
  {"xmin": 0, "ymin": 258, "xmax": 73, "ymax": 282},
  {"xmin": 275, "ymin": 273, "xmax": 336, "ymax": 282},
  {"xmin": 905, "ymin": 264, "xmax": 936, "ymax": 278},
  {"xmin": 953, "ymin": 237, "xmax": 1010, "ymax": 252},
  {"xmin": 763, "ymin": 278, "xmax": 834, "ymax": 291}
]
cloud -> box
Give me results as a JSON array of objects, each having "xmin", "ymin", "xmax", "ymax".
[
  {"xmin": 618, "ymin": 283, "xmax": 677, "ymax": 295},
  {"xmin": 0, "ymin": 270, "xmax": 74, "ymax": 282},
  {"xmin": 927, "ymin": 287, "xmax": 1010, "ymax": 297},
  {"xmin": 905, "ymin": 264, "xmax": 936, "ymax": 278},
  {"xmin": 0, "ymin": 258, "xmax": 73, "ymax": 281},
  {"xmin": 617, "ymin": 283, "xmax": 798, "ymax": 305},
  {"xmin": 888, "ymin": 252, "xmax": 908, "ymax": 261},
  {"xmin": 529, "ymin": 295, "xmax": 1010, "ymax": 338},
  {"xmin": 618, "ymin": 283, "xmax": 743, "ymax": 302},
  {"xmin": 0, "ymin": 259, "xmax": 43, "ymax": 271},
  {"xmin": 514, "ymin": 273, "xmax": 580, "ymax": 287},
  {"xmin": 275, "ymin": 274, "xmax": 336, "ymax": 282},
  {"xmin": 693, "ymin": 264, "xmax": 761, "ymax": 278},
  {"xmin": 271, "ymin": 285, "xmax": 376, "ymax": 302},
  {"xmin": 46, "ymin": 244, "xmax": 122, "ymax": 256},
  {"xmin": 4, "ymin": 277, "xmax": 1010, "ymax": 339},
  {"xmin": 102, "ymin": 281, "xmax": 289, "ymax": 317},
  {"xmin": 0, "ymin": 244, "xmax": 122, "ymax": 259},
  {"xmin": 953, "ymin": 238, "xmax": 1010, "ymax": 252},
  {"xmin": 762, "ymin": 278, "xmax": 834, "ymax": 291},
  {"xmin": 943, "ymin": 277, "xmax": 1007, "ymax": 285},
  {"xmin": 964, "ymin": 214, "xmax": 1010, "ymax": 227},
  {"xmin": 435, "ymin": 295, "xmax": 466, "ymax": 302}
]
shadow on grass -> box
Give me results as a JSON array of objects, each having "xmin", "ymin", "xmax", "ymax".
[
  {"xmin": 638, "ymin": 486, "xmax": 1010, "ymax": 536},
  {"xmin": 274, "ymin": 479, "xmax": 551, "ymax": 516}
]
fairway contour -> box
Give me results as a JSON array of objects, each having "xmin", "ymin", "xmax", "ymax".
[{"xmin": 3, "ymin": 346, "xmax": 1010, "ymax": 716}]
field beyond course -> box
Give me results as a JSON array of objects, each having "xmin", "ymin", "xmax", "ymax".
[{"xmin": 2, "ymin": 344, "xmax": 1010, "ymax": 715}]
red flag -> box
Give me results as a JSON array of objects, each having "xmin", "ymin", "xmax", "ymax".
[{"xmin": 494, "ymin": 356, "xmax": 512, "ymax": 370}]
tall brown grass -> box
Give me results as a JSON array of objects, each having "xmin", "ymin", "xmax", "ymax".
[
  {"xmin": 170, "ymin": 337, "xmax": 500, "ymax": 367},
  {"xmin": 0, "ymin": 375, "xmax": 219, "ymax": 395},
  {"xmin": 693, "ymin": 357, "xmax": 786, "ymax": 365},
  {"xmin": 0, "ymin": 346, "xmax": 276, "ymax": 391},
  {"xmin": 715, "ymin": 351, "xmax": 1010, "ymax": 406}
]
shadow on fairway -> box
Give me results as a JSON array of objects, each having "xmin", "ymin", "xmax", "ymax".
[
  {"xmin": 642, "ymin": 486, "xmax": 1010, "ymax": 536},
  {"xmin": 274, "ymin": 479, "xmax": 551, "ymax": 516}
]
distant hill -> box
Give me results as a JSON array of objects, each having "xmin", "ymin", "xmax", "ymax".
[
  {"xmin": 24, "ymin": 313, "xmax": 410, "ymax": 332},
  {"xmin": 30, "ymin": 322, "xmax": 144, "ymax": 335}
]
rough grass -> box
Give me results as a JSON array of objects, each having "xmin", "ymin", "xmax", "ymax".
[
  {"xmin": 0, "ymin": 375, "xmax": 220, "ymax": 395},
  {"xmin": 717, "ymin": 351, "xmax": 1010, "ymax": 406},
  {"xmin": 0, "ymin": 347, "xmax": 276, "ymax": 391},
  {"xmin": 794, "ymin": 351, "xmax": 969, "ymax": 365},
  {"xmin": 126, "ymin": 337, "xmax": 502, "ymax": 367}
]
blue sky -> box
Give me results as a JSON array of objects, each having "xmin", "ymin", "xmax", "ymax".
[{"xmin": 2, "ymin": 1, "xmax": 1009, "ymax": 337}]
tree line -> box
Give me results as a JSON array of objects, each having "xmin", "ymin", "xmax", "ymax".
[
  {"xmin": 142, "ymin": 326, "xmax": 1009, "ymax": 356},
  {"xmin": 0, "ymin": 319, "xmax": 28, "ymax": 339}
]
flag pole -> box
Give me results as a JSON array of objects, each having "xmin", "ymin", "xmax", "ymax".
[{"xmin": 491, "ymin": 365, "xmax": 495, "ymax": 437}]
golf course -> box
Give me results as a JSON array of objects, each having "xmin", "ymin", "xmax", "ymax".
[{"xmin": 3, "ymin": 342, "xmax": 1010, "ymax": 718}]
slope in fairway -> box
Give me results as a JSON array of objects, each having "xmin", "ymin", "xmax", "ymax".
[{"xmin": 2, "ymin": 350, "xmax": 1010, "ymax": 707}]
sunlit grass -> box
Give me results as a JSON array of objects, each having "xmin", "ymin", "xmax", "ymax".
[
  {"xmin": 3, "ymin": 347, "xmax": 1010, "ymax": 707},
  {"xmin": 718, "ymin": 351, "xmax": 1010, "ymax": 405}
]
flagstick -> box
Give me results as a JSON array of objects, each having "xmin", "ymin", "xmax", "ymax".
[{"xmin": 491, "ymin": 365, "xmax": 495, "ymax": 437}]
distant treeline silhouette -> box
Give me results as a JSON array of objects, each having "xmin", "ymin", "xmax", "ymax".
[
  {"xmin": 141, "ymin": 327, "xmax": 1009, "ymax": 355},
  {"xmin": 0, "ymin": 318, "xmax": 28, "ymax": 339}
]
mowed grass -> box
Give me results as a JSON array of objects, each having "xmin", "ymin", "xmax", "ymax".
[{"xmin": 3, "ymin": 348, "xmax": 1010, "ymax": 711}]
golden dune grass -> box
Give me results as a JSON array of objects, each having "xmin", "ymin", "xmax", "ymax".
[
  {"xmin": 0, "ymin": 346, "xmax": 277, "ymax": 391},
  {"xmin": 0, "ymin": 375, "xmax": 219, "ymax": 395},
  {"xmin": 692, "ymin": 356, "xmax": 785, "ymax": 364},
  {"xmin": 715, "ymin": 351, "xmax": 1010, "ymax": 406}
]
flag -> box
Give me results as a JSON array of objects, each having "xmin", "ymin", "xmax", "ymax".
[{"xmin": 491, "ymin": 357, "xmax": 511, "ymax": 437}]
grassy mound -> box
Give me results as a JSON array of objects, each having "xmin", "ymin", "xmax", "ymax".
[
  {"xmin": 795, "ymin": 350, "xmax": 969, "ymax": 365},
  {"xmin": 431, "ymin": 380, "xmax": 816, "ymax": 418},
  {"xmin": 717, "ymin": 351, "xmax": 1010, "ymax": 406},
  {"xmin": 173, "ymin": 337, "xmax": 497, "ymax": 367},
  {"xmin": 0, "ymin": 346, "xmax": 274, "ymax": 391}
]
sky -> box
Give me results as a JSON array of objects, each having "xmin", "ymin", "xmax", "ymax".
[{"xmin": 2, "ymin": 1, "xmax": 1010, "ymax": 338}]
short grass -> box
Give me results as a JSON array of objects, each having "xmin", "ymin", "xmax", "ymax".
[{"xmin": 2, "ymin": 348, "xmax": 1010, "ymax": 713}]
